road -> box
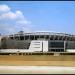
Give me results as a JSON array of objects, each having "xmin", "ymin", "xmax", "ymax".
[{"xmin": 0, "ymin": 66, "xmax": 75, "ymax": 74}]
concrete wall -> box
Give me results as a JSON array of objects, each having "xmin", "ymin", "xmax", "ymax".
[
  {"xmin": 0, "ymin": 36, "xmax": 2, "ymax": 49},
  {"xmin": 3, "ymin": 39, "xmax": 31, "ymax": 49},
  {"xmin": 43, "ymin": 41, "xmax": 48, "ymax": 52},
  {"xmin": 29, "ymin": 40, "xmax": 42, "ymax": 52},
  {"xmin": 0, "ymin": 36, "xmax": 31, "ymax": 49},
  {"xmin": 66, "ymin": 41, "xmax": 75, "ymax": 49}
]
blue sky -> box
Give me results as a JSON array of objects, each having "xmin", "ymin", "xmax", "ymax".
[{"xmin": 0, "ymin": 1, "xmax": 75, "ymax": 35}]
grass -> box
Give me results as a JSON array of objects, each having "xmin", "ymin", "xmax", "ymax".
[{"xmin": 0, "ymin": 55, "xmax": 75, "ymax": 66}]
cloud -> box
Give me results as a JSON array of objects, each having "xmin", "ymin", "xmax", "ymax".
[
  {"xmin": 0, "ymin": 4, "xmax": 10, "ymax": 12},
  {"xmin": 16, "ymin": 10, "xmax": 25, "ymax": 20},
  {"xmin": 0, "ymin": 12, "xmax": 17, "ymax": 20},
  {"xmin": 0, "ymin": 4, "xmax": 30, "ymax": 22},
  {"xmin": 0, "ymin": 4, "xmax": 32, "ymax": 35},
  {"xmin": 16, "ymin": 20, "xmax": 31, "ymax": 25},
  {"xmin": 0, "ymin": 10, "xmax": 26, "ymax": 20},
  {"xmin": 0, "ymin": 10, "xmax": 25, "ymax": 20}
]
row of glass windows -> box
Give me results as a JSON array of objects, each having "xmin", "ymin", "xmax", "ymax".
[
  {"xmin": 10, "ymin": 35, "xmax": 51, "ymax": 40},
  {"xmin": 48, "ymin": 41, "xmax": 65, "ymax": 52},
  {"xmin": 9, "ymin": 35, "xmax": 69, "ymax": 40},
  {"xmin": 48, "ymin": 49, "xmax": 64, "ymax": 52},
  {"xmin": 48, "ymin": 41, "xmax": 64, "ymax": 48},
  {"xmin": 48, "ymin": 41, "xmax": 75, "ymax": 50}
]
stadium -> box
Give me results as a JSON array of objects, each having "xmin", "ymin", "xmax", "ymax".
[{"xmin": 0, "ymin": 31, "xmax": 75, "ymax": 55}]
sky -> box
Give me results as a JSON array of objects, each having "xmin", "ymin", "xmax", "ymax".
[{"xmin": 0, "ymin": 1, "xmax": 75, "ymax": 35}]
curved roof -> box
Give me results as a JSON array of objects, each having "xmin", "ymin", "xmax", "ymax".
[
  {"xmin": 12, "ymin": 32, "xmax": 75, "ymax": 37},
  {"xmin": 8, "ymin": 31, "xmax": 75, "ymax": 41}
]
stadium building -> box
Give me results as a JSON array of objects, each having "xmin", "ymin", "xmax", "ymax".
[{"xmin": 0, "ymin": 31, "xmax": 75, "ymax": 53}]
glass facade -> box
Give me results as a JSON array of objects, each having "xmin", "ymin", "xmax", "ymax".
[
  {"xmin": 66, "ymin": 41, "xmax": 75, "ymax": 49},
  {"xmin": 48, "ymin": 41, "xmax": 64, "ymax": 52}
]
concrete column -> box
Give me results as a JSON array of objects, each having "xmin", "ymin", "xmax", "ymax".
[
  {"xmin": 57, "ymin": 36, "xmax": 60, "ymax": 40},
  {"xmin": 18, "ymin": 35, "xmax": 20, "ymax": 40},
  {"xmin": 49, "ymin": 35, "xmax": 50, "ymax": 40},
  {"xmin": 0, "ymin": 36, "xmax": 2, "ymax": 49},
  {"xmin": 44, "ymin": 35, "xmax": 46, "ymax": 40},
  {"xmin": 34, "ymin": 35, "xmax": 35, "ymax": 40},
  {"xmin": 24, "ymin": 35, "xmax": 25, "ymax": 40},
  {"xmin": 62, "ymin": 36, "xmax": 65, "ymax": 41},
  {"xmin": 65, "ymin": 37, "xmax": 68, "ymax": 41},
  {"xmin": 13, "ymin": 35, "xmax": 15, "ymax": 40},
  {"xmin": 29, "ymin": 35, "xmax": 30, "ymax": 40},
  {"xmin": 53, "ymin": 35, "xmax": 56, "ymax": 40},
  {"xmin": 44, "ymin": 35, "xmax": 45, "ymax": 40},
  {"xmin": 39, "ymin": 35, "xmax": 40, "ymax": 40},
  {"xmin": 64, "ymin": 41, "xmax": 66, "ymax": 52}
]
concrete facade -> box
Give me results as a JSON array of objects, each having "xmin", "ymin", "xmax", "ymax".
[{"xmin": 1, "ymin": 32, "xmax": 75, "ymax": 52}]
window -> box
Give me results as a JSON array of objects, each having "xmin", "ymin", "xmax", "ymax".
[{"xmin": 20, "ymin": 36, "xmax": 24, "ymax": 40}]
